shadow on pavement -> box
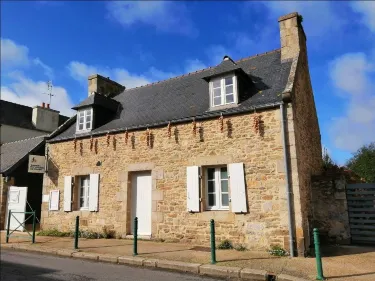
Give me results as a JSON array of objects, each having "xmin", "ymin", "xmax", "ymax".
[
  {"xmin": 1, "ymin": 260, "xmax": 59, "ymax": 281},
  {"xmin": 321, "ymin": 245, "xmax": 375, "ymax": 257}
]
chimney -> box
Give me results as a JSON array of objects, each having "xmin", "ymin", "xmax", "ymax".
[
  {"xmin": 278, "ymin": 12, "xmax": 306, "ymax": 61},
  {"xmin": 88, "ymin": 74, "xmax": 126, "ymax": 97},
  {"xmin": 32, "ymin": 104, "xmax": 60, "ymax": 132}
]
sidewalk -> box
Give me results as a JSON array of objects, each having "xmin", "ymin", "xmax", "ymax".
[{"xmin": 1, "ymin": 232, "xmax": 375, "ymax": 281}]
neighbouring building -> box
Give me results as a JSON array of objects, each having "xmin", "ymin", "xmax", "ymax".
[
  {"xmin": 0, "ymin": 102, "xmax": 69, "ymax": 229},
  {"xmin": 40, "ymin": 12, "xmax": 322, "ymax": 256},
  {"xmin": 0, "ymin": 100, "xmax": 69, "ymax": 144}
]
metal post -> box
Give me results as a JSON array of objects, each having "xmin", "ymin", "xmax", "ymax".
[
  {"xmin": 313, "ymin": 228, "xmax": 325, "ymax": 280},
  {"xmin": 210, "ymin": 219, "xmax": 216, "ymax": 264},
  {"xmin": 133, "ymin": 217, "xmax": 138, "ymax": 256},
  {"xmin": 74, "ymin": 216, "xmax": 79, "ymax": 249},
  {"xmin": 6, "ymin": 210, "xmax": 11, "ymax": 243},
  {"xmin": 32, "ymin": 211, "xmax": 36, "ymax": 243}
]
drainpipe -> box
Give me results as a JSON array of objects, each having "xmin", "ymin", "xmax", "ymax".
[{"xmin": 280, "ymin": 103, "xmax": 295, "ymax": 257}]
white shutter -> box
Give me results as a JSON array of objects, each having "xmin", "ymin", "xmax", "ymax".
[
  {"xmin": 49, "ymin": 190, "xmax": 60, "ymax": 211},
  {"xmin": 186, "ymin": 166, "xmax": 200, "ymax": 212},
  {"xmin": 89, "ymin": 174, "xmax": 100, "ymax": 212},
  {"xmin": 228, "ymin": 163, "xmax": 247, "ymax": 213},
  {"xmin": 64, "ymin": 176, "xmax": 72, "ymax": 212}
]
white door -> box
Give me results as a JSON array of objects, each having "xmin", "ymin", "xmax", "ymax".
[
  {"xmin": 6, "ymin": 186, "xmax": 28, "ymax": 231},
  {"xmin": 131, "ymin": 172, "xmax": 152, "ymax": 236}
]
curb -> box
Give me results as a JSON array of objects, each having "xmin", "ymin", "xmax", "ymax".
[{"xmin": 1, "ymin": 244, "xmax": 310, "ymax": 281}]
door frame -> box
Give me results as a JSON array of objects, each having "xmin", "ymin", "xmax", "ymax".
[{"xmin": 130, "ymin": 171, "xmax": 152, "ymax": 237}]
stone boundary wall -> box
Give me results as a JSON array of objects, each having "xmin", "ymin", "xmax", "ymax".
[{"xmin": 311, "ymin": 174, "xmax": 350, "ymax": 244}]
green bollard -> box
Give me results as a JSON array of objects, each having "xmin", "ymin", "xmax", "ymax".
[
  {"xmin": 32, "ymin": 211, "xmax": 36, "ymax": 244},
  {"xmin": 74, "ymin": 216, "xmax": 79, "ymax": 249},
  {"xmin": 210, "ymin": 219, "xmax": 216, "ymax": 264},
  {"xmin": 313, "ymin": 228, "xmax": 325, "ymax": 280},
  {"xmin": 133, "ymin": 217, "xmax": 138, "ymax": 256},
  {"xmin": 6, "ymin": 210, "xmax": 11, "ymax": 243}
]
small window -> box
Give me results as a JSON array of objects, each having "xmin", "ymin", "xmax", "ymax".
[
  {"xmin": 76, "ymin": 108, "xmax": 93, "ymax": 132},
  {"xmin": 206, "ymin": 166, "xmax": 229, "ymax": 210},
  {"xmin": 210, "ymin": 75, "xmax": 237, "ymax": 107},
  {"xmin": 79, "ymin": 176, "xmax": 90, "ymax": 210}
]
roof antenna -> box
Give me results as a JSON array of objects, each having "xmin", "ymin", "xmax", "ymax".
[{"xmin": 43, "ymin": 81, "xmax": 54, "ymax": 105}]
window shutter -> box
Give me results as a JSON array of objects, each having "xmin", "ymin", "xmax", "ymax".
[
  {"xmin": 64, "ymin": 176, "xmax": 72, "ymax": 212},
  {"xmin": 49, "ymin": 190, "xmax": 60, "ymax": 211},
  {"xmin": 89, "ymin": 174, "xmax": 100, "ymax": 212},
  {"xmin": 228, "ymin": 163, "xmax": 247, "ymax": 213},
  {"xmin": 186, "ymin": 166, "xmax": 200, "ymax": 212}
]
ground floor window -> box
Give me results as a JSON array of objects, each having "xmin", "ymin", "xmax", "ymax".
[
  {"xmin": 206, "ymin": 166, "xmax": 229, "ymax": 210},
  {"xmin": 79, "ymin": 176, "xmax": 90, "ymax": 210}
]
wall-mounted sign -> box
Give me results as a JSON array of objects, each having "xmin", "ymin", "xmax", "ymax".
[{"xmin": 28, "ymin": 155, "xmax": 45, "ymax": 173}]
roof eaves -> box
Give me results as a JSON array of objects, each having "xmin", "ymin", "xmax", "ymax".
[
  {"xmin": 48, "ymin": 101, "xmax": 282, "ymax": 144},
  {"xmin": 1, "ymin": 136, "xmax": 46, "ymax": 175}
]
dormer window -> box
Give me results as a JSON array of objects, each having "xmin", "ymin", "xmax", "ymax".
[
  {"xmin": 210, "ymin": 75, "xmax": 238, "ymax": 108},
  {"xmin": 76, "ymin": 108, "xmax": 93, "ymax": 132}
]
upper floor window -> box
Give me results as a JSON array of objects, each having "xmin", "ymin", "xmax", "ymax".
[
  {"xmin": 76, "ymin": 108, "xmax": 93, "ymax": 132},
  {"xmin": 210, "ymin": 75, "xmax": 238, "ymax": 107}
]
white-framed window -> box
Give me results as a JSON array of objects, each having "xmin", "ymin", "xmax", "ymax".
[
  {"xmin": 206, "ymin": 166, "xmax": 229, "ymax": 210},
  {"xmin": 210, "ymin": 75, "xmax": 238, "ymax": 107},
  {"xmin": 76, "ymin": 108, "xmax": 93, "ymax": 132},
  {"xmin": 79, "ymin": 176, "xmax": 90, "ymax": 210}
]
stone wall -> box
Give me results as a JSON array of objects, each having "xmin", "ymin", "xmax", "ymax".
[
  {"xmin": 279, "ymin": 13, "xmax": 323, "ymax": 255},
  {"xmin": 0, "ymin": 175, "xmax": 14, "ymax": 230},
  {"xmin": 311, "ymin": 175, "xmax": 350, "ymax": 244},
  {"xmin": 41, "ymin": 108, "xmax": 299, "ymax": 251}
]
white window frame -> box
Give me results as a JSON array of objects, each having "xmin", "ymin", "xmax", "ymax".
[
  {"xmin": 205, "ymin": 166, "xmax": 229, "ymax": 211},
  {"xmin": 209, "ymin": 75, "xmax": 238, "ymax": 108},
  {"xmin": 76, "ymin": 108, "xmax": 93, "ymax": 133},
  {"xmin": 78, "ymin": 176, "xmax": 90, "ymax": 210}
]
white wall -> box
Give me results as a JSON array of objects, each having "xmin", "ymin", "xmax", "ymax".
[{"xmin": 0, "ymin": 124, "xmax": 46, "ymax": 144}]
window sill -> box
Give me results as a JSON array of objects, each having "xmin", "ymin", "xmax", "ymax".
[
  {"xmin": 205, "ymin": 208, "xmax": 230, "ymax": 211},
  {"xmin": 208, "ymin": 103, "xmax": 238, "ymax": 112}
]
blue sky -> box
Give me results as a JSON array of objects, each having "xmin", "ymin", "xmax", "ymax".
[{"xmin": 1, "ymin": 1, "xmax": 375, "ymax": 164}]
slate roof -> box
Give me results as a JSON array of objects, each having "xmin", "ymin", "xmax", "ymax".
[
  {"xmin": 0, "ymin": 100, "xmax": 69, "ymax": 131},
  {"xmin": 50, "ymin": 49, "xmax": 292, "ymax": 142},
  {"xmin": 0, "ymin": 136, "xmax": 46, "ymax": 175},
  {"xmin": 72, "ymin": 92, "xmax": 120, "ymax": 111}
]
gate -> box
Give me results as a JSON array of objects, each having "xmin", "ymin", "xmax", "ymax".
[{"xmin": 346, "ymin": 183, "xmax": 375, "ymax": 244}]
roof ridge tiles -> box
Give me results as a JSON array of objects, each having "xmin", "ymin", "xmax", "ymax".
[{"xmin": 123, "ymin": 50, "xmax": 280, "ymax": 93}]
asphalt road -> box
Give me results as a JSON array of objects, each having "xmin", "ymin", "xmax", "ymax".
[{"xmin": 0, "ymin": 250, "xmax": 220, "ymax": 281}]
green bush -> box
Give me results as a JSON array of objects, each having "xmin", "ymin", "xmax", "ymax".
[
  {"xmin": 102, "ymin": 226, "xmax": 116, "ymax": 239},
  {"xmin": 37, "ymin": 229, "xmax": 70, "ymax": 237},
  {"xmin": 217, "ymin": 239, "xmax": 233, "ymax": 250},
  {"xmin": 268, "ymin": 245, "xmax": 289, "ymax": 256}
]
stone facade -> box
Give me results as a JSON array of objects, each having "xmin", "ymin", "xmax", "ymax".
[
  {"xmin": 40, "ymin": 12, "xmax": 323, "ymax": 255},
  {"xmin": 41, "ymin": 109, "xmax": 300, "ymax": 250},
  {"xmin": 311, "ymin": 174, "xmax": 350, "ymax": 244}
]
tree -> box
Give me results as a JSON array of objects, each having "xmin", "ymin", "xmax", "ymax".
[
  {"xmin": 322, "ymin": 147, "xmax": 337, "ymax": 170},
  {"xmin": 346, "ymin": 142, "xmax": 375, "ymax": 183}
]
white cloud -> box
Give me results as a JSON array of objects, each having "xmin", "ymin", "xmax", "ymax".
[
  {"xmin": 1, "ymin": 38, "xmax": 53, "ymax": 77},
  {"xmin": 67, "ymin": 58, "xmax": 208, "ymax": 91},
  {"xmin": 1, "ymin": 38, "xmax": 30, "ymax": 67},
  {"xmin": 67, "ymin": 61, "xmax": 150, "ymax": 89},
  {"xmin": 351, "ymin": 2, "xmax": 375, "ymax": 32},
  {"xmin": 106, "ymin": 1, "xmax": 197, "ymax": 36},
  {"xmin": 184, "ymin": 59, "xmax": 207, "ymax": 73},
  {"xmin": 262, "ymin": 1, "xmax": 345, "ymax": 38},
  {"xmin": 329, "ymin": 52, "xmax": 375, "ymax": 152},
  {"xmin": 1, "ymin": 72, "xmax": 74, "ymax": 116}
]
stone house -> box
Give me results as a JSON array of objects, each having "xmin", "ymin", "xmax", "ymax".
[{"xmin": 40, "ymin": 12, "xmax": 322, "ymax": 256}]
